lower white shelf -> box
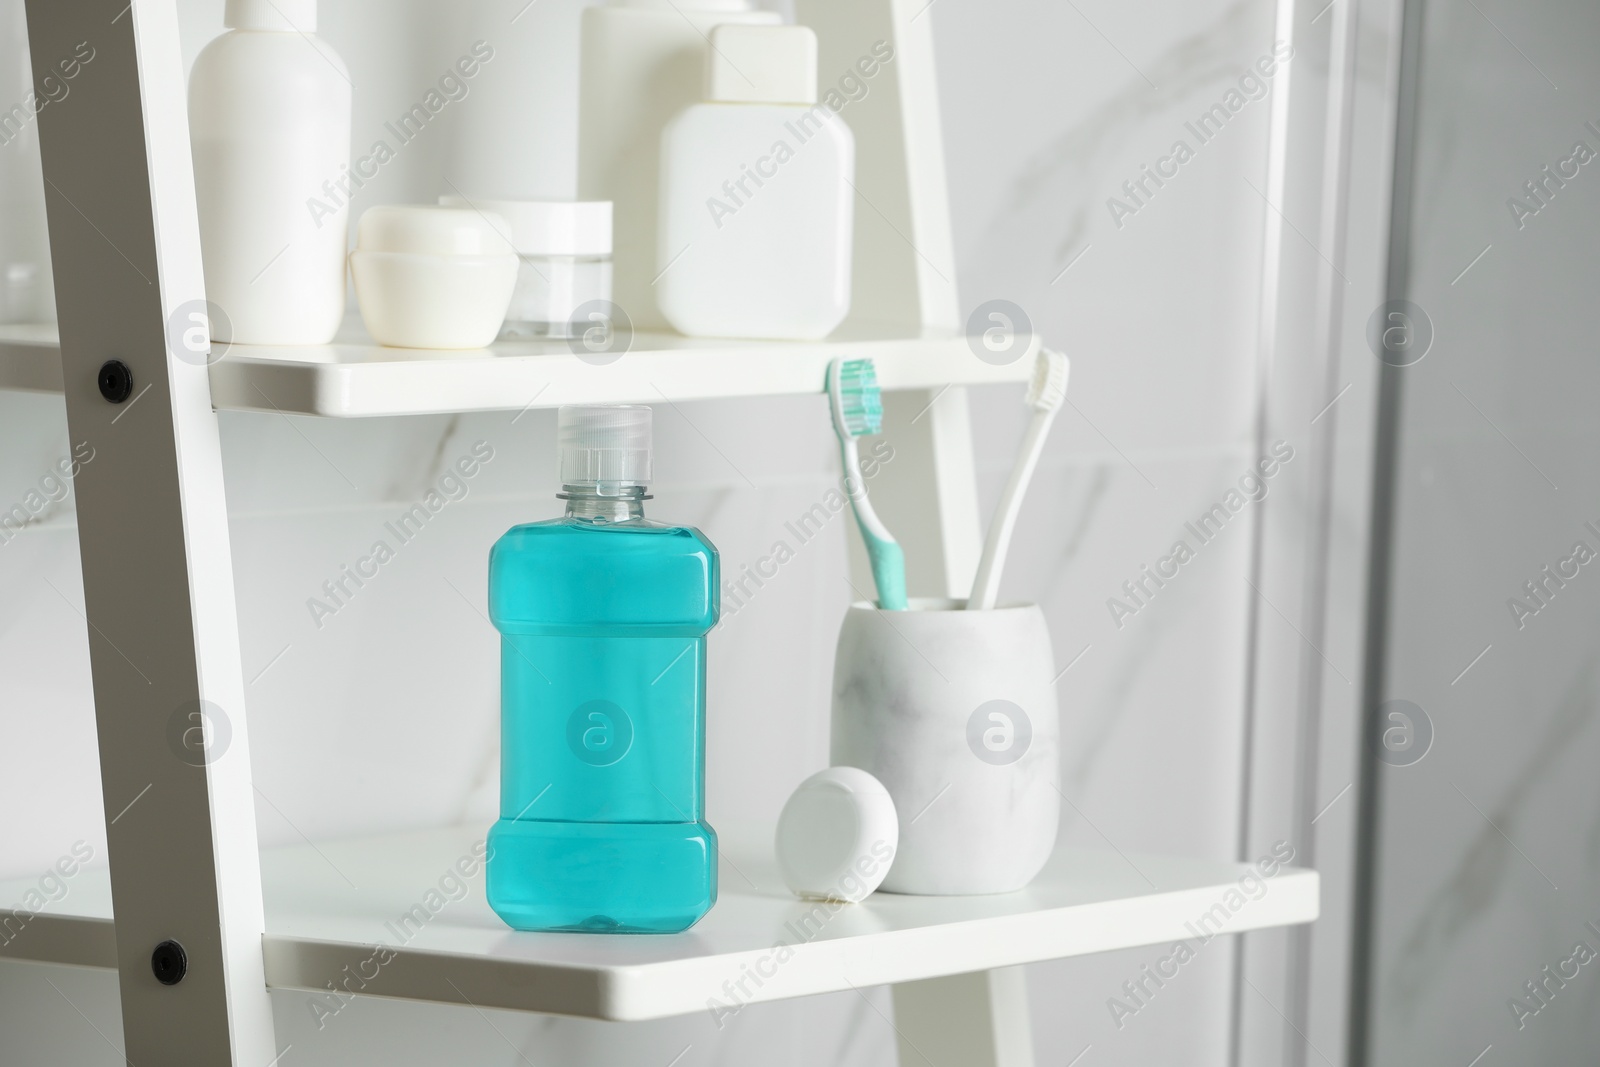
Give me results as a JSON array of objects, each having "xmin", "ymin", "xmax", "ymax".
[
  {"xmin": 0, "ymin": 825, "xmax": 1317, "ymax": 1021},
  {"xmin": 0, "ymin": 320, "xmax": 1035, "ymax": 418}
]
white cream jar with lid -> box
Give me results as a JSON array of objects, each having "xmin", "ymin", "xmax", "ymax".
[
  {"xmin": 439, "ymin": 197, "xmax": 613, "ymax": 340},
  {"xmin": 350, "ymin": 206, "xmax": 518, "ymax": 350}
]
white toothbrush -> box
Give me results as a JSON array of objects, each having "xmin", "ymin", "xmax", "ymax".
[{"xmin": 967, "ymin": 348, "xmax": 1070, "ymax": 611}]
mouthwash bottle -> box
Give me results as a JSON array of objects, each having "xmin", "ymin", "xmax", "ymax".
[{"xmin": 487, "ymin": 405, "xmax": 719, "ymax": 933}]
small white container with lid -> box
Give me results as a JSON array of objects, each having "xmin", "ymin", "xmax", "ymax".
[
  {"xmin": 439, "ymin": 197, "xmax": 614, "ymax": 340},
  {"xmin": 656, "ymin": 24, "xmax": 854, "ymax": 340},
  {"xmin": 578, "ymin": 0, "xmax": 781, "ymax": 330},
  {"xmin": 350, "ymin": 205, "xmax": 519, "ymax": 350}
]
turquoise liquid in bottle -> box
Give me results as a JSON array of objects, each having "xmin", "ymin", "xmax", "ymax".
[{"xmin": 487, "ymin": 406, "xmax": 719, "ymax": 933}]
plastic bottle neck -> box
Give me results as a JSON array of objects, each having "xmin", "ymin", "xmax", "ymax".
[{"xmin": 562, "ymin": 485, "xmax": 647, "ymax": 523}]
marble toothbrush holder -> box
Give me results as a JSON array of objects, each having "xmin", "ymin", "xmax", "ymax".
[{"xmin": 830, "ymin": 598, "xmax": 1060, "ymax": 895}]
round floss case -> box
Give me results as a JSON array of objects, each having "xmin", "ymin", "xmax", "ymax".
[{"xmin": 775, "ymin": 766, "xmax": 899, "ymax": 903}]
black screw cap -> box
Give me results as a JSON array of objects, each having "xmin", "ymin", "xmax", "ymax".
[
  {"xmin": 98, "ymin": 360, "xmax": 133, "ymax": 404},
  {"xmin": 151, "ymin": 939, "xmax": 187, "ymax": 985}
]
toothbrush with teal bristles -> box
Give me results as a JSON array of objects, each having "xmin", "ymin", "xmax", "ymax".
[{"xmin": 827, "ymin": 357, "xmax": 908, "ymax": 610}]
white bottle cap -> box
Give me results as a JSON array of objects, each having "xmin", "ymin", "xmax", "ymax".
[
  {"xmin": 775, "ymin": 767, "xmax": 899, "ymax": 903},
  {"xmin": 706, "ymin": 25, "xmax": 819, "ymax": 106},
  {"xmin": 559, "ymin": 405, "xmax": 652, "ymax": 488},
  {"xmin": 225, "ymin": 0, "xmax": 317, "ymax": 32},
  {"xmin": 438, "ymin": 197, "xmax": 613, "ymax": 257}
]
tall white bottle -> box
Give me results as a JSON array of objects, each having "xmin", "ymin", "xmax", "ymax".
[
  {"xmin": 577, "ymin": 0, "xmax": 780, "ymax": 331},
  {"xmin": 189, "ymin": 0, "xmax": 350, "ymax": 345},
  {"xmin": 657, "ymin": 25, "xmax": 854, "ymax": 340}
]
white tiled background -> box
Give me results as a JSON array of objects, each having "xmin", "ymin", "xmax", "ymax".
[{"xmin": 0, "ymin": 0, "xmax": 1284, "ymax": 1062}]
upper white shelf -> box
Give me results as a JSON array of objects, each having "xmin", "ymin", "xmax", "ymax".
[
  {"xmin": 0, "ymin": 824, "xmax": 1317, "ymax": 1021},
  {"xmin": 0, "ymin": 319, "xmax": 1036, "ymax": 418}
]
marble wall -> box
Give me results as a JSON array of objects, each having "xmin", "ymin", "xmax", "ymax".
[
  {"xmin": 1364, "ymin": 0, "xmax": 1600, "ymax": 1064},
  {"xmin": 0, "ymin": 0, "xmax": 1289, "ymax": 1063}
]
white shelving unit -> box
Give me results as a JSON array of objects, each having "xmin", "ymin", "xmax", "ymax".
[
  {"xmin": 1, "ymin": 1, "xmax": 1318, "ymax": 1065},
  {"xmin": 1, "ymin": 826, "xmax": 1317, "ymax": 1020},
  {"xmin": 0, "ymin": 320, "xmax": 1037, "ymax": 416}
]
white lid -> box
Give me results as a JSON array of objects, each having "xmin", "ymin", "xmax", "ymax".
[
  {"xmin": 437, "ymin": 197, "xmax": 612, "ymax": 256},
  {"xmin": 611, "ymin": 0, "xmax": 754, "ymax": 9},
  {"xmin": 225, "ymin": 0, "xmax": 316, "ymax": 31},
  {"xmin": 355, "ymin": 205, "xmax": 515, "ymax": 257},
  {"xmin": 559, "ymin": 406, "xmax": 652, "ymax": 488},
  {"xmin": 707, "ymin": 25, "xmax": 818, "ymax": 105},
  {"xmin": 775, "ymin": 767, "xmax": 899, "ymax": 903}
]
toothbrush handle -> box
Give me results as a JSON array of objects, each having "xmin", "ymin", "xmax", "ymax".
[
  {"xmin": 864, "ymin": 537, "xmax": 908, "ymax": 611},
  {"xmin": 841, "ymin": 437, "xmax": 909, "ymax": 610},
  {"xmin": 969, "ymin": 408, "xmax": 1055, "ymax": 611}
]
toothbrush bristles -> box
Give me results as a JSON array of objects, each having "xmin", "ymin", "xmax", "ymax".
[
  {"xmin": 1027, "ymin": 348, "xmax": 1069, "ymax": 412},
  {"xmin": 837, "ymin": 358, "xmax": 883, "ymax": 437}
]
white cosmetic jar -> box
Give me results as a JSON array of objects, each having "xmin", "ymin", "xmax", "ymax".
[
  {"xmin": 351, "ymin": 205, "xmax": 519, "ymax": 349},
  {"xmin": 439, "ymin": 197, "xmax": 613, "ymax": 341}
]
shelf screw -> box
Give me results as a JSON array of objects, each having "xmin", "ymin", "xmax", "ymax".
[
  {"xmin": 151, "ymin": 940, "xmax": 187, "ymax": 986},
  {"xmin": 98, "ymin": 360, "xmax": 133, "ymax": 404}
]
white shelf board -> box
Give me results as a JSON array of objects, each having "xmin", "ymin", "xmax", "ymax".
[
  {"xmin": 0, "ymin": 824, "xmax": 1317, "ymax": 1021},
  {"xmin": 0, "ymin": 320, "xmax": 1035, "ymax": 418}
]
